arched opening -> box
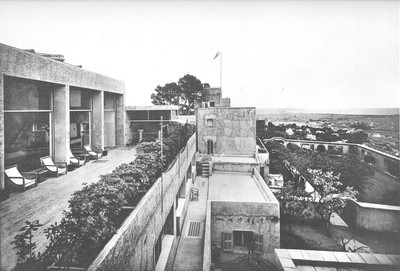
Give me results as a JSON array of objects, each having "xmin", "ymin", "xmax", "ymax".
[
  {"xmin": 316, "ymin": 145, "xmax": 326, "ymax": 153},
  {"xmin": 207, "ymin": 139, "xmax": 214, "ymax": 154}
]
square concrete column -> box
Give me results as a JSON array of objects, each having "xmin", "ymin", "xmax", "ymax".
[
  {"xmin": 116, "ymin": 94, "xmax": 125, "ymax": 146},
  {"xmin": 53, "ymin": 85, "xmax": 70, "ymax": 163},
  {"xmin": 92, "ymin": 91, "xmax": 104, "ymax": 150},
  {"xmin": 0, "ymin": 75, "xmax": 4, "ymax": 190}
]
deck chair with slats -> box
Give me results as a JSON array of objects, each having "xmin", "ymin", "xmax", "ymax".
[
  {"xmin": 4, "ymin": 165, "xmax": 37, "ymax": 192},
  {"xmin": 68, "ymin": 149, "xmax": 86, "ymax": 168},
  {"xmin": 83, "ymin": 145, "xmax": 102, "ymax": 160},
  {"xmin": 40, "ymin": 156, "xmax": 67, "ymax": 177}
]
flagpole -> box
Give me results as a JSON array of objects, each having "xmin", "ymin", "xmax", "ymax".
[{"xmin": 220, "ymin": 51, "xmax": 222, "ymax": 92}]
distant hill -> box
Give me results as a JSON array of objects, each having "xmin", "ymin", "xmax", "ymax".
[{"xmin": 256, "ymin": 108, "xmax": 399, "ymax": 115}]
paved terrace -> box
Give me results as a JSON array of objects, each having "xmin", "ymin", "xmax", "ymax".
[
  {"xmin": 0, "ymin": 147, "xmax": 137, "ymax": 271},
  {"xmin": 173, "ymin": 176, "xmax": 209, "ymax": 271},
  {"xmin": 209, "ymin": 173, "xmax": 267, "ymax": 202}
]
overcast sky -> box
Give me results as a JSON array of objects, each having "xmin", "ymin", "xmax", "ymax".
[{"xmin": 0, "ymin": 1, "xmax": 399, "ymax": 111}]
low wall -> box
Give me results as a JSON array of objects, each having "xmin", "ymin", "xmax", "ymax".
[
  {"xmin": 266, "ymin": 137, "xmax": 400, "ymax": 179},
  {"xmin": 213, "ymin": 161, "xmax": 254, "ymax": 173},
  {"xmin": 88, "ymin": 133, "xmax": 196, "ymax": 271},
  {"xmin": 203, "ymin": 201, "xmax": 212, "ymax": 271},
  {"xmin": 342, "ymin": 200, "xmax": 400, "ymax": 232}
]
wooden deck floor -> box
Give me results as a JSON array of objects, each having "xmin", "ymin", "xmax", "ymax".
[{"xmin": 0, "ymin": 147, "xmax": 137, "ymax": 271}]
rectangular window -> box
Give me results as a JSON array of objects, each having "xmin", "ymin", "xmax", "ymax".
[
  {"xmin": 104, "ymin": 92, "xmax": 117, "ymax": 110},
  {"xmin": 70, "ymin": 88, "xmax": 92, "ymax": 110},
  {"xmin": 127, "ymin": 110, "xmax": 148, "ymax": 121},
  {"xmin": 233, "ymin": 231, "xmax": 253, "ymax": 247},
  {"xmin": 223, "ymin": 230, "xmax": 263, "ymax": 253},
  {"xmin": 222, "ymin": 232, "xmax": 233, "ymax": 251},
  {"xmin": 207, "ymin": 119, "xmax": 214, "ymax": 127},
  {"xmin": 210, "ymin": 101, "xmax": 215, "ymax": 107},
  {"xmin": 4, "ymin": 77, "xmax": 51, "ymax": 110},
  {"xmin": 254, "ymin": 233, "xmax": 263, "ymax": 254},
  {"xmin": 149, "ymin": 110, "xmax": 171, "ymax": 120},
  {"xmin": 4, "ymin": 112, "xmax": 50, "ymax": 171}
]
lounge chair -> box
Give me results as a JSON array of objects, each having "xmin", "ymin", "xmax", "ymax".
[
  {"xmin": 40, "ymin": 156, "xmax": 67, "ymax": 177},
  {"xmin": 83, "ymin": 145, "xmax": 102, "ymax": 160},
  {"xmin": 68, "ymin": 149, "xmax": 86, "ymax": 168},
  {"xmin": 4, "ymin": 165, "xmax": 37, "ymax": 192}
]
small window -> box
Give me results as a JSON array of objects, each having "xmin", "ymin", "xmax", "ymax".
[
  {"xmin": 210, "ymin": 101, "xmax": 215, "ymax": 107},
  {"xmin": 222, "ymin": 232, "xmax": 233, "ymax": 251},
  {"xmin": 207, "ymin": 119, "xmax": 214, "ymax": 127},
  {"xmin": 254, "ymin": 233, "xmax": 263, "ymax": 254}
]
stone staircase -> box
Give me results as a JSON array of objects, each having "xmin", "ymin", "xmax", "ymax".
[{"xmin": 201, "ymin": 162, "xmax": 211, "ymax": 177}]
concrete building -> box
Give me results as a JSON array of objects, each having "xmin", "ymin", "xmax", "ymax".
[
  {"xmin": 197, "ymin": 100, "xmax": 280, "ymax": 268},
  {"xmin": 125, "ymin": 105, "xmax": 179, "ymax": 144},
  {"xmin": 0, "ymin": 43, "xmax": 125, "ymax": 199},
  {"xmin": 196, "ymin": 107, "xmax": 256, "ymax": 154},
  {"xmin": 204, "ymin": 155, "xmax": 280, "ymax": 268},
  {"xmin": 195, "ymin": 85, "xmax": 231, "ymax": 109}
]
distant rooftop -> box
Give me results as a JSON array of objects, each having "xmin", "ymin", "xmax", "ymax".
[
  {"xmin": 22, "ymin": 48, "xmax": 82, "ymax": 67},
  {"xmin": 126, "ymin": 105, "xmax": 179, "ymax": 111}
]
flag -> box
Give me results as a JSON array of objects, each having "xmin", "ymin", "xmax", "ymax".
[{"xmin": 213, "ymin": 51, "xmax": 220, "ymax": 60}]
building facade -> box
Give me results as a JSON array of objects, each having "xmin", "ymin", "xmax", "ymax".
[
  {"xmin": 196, "ymin": 107, "xmax": 257, "ymax": 154},
  {"xmin": 0, "ymin": 43, "xmax": 125, "ymax": 198}
]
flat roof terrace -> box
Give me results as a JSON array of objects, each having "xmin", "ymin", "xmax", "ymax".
[
  {"xmin": 211, "ymin": 153, "xmax": 260, "ymax": 174},
  {"xmin": 209, "ymin": 173, "xmax": 266, "ymax": 202}
]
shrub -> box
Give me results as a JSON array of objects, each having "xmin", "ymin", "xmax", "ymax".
[
  {"xmin": 11, "ymin": 123, "xmax": 196, "ymax": 269},
  {"xmin": 11, "ymin": 220, "xmax": 45, "ymax": 271}
]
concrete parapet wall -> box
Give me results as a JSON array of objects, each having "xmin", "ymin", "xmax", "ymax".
[
  {"xmin": 0, "ymin": 43, "xmax": 124, "ymax": 93},
  {"xmin": 253, "ymin": 168, "xmax": 279, "ymax": 204},
  {"xmin": 213, "ymin": 162, "xmax": 254, "ymax": 173},
  {"xmin": 88, "ymin": 133, "xmax": 196, "ymax": 271},
  {"xmin": 211, "ymin": 200, "xmax": 279, "ymax": 217},
  {"xmin": 203, "ymin": 201, "xmax": 212, "ymax": 271},
  {"xmin": 342, "ymin": 200, "xmax": 400, "ymax": 232}
]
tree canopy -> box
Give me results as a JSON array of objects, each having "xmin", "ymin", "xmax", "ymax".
[
  {"xmin": 308, "ymin": 169, "xmax": 358, "ymax": 235},
  {"xmin": 150, "ymin": 74, "xmax": 204, "ymax": 115},
  {"xmin": 265, "ymin": 140, "xmax": 372, "ymax": 194}
]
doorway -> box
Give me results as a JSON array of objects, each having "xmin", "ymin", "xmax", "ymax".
[{"xmin": 207, "ymin": 139, "xmax": 214, "ymax": 154}]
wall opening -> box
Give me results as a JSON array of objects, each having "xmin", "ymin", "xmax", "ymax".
[
  {"xmin": 316, "ymin": 145, "xmax": 326, "ymax": 152},
  {"xmin": 4, "ymin": 76, "xmax": 53, "ymax": 171},
  {"xmin": 70, "ymin": 111, "xmax": 90, "ymax": 147},
  {"xmin": 207, "ymin": 139, "xmax": 214, "ymax": 154}
]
